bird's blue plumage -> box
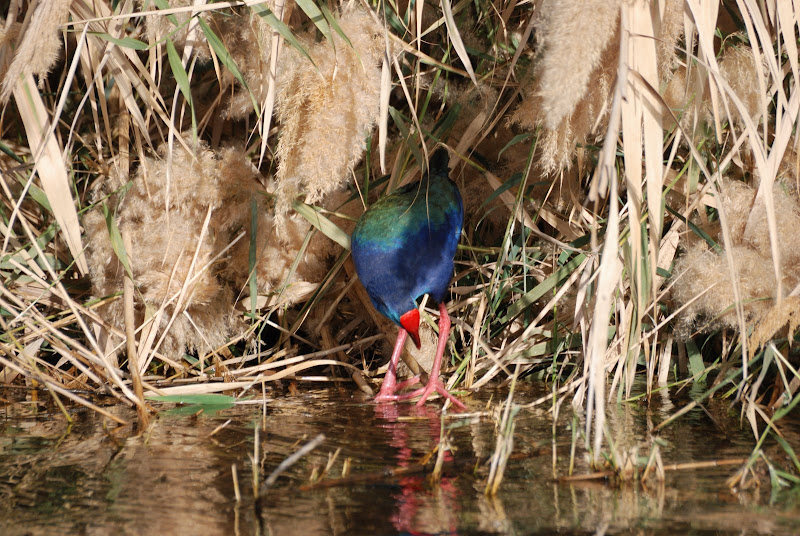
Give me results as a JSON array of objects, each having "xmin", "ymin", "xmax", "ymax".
[{"xmin": 351, "ymin": 149, "xmax": 462, "ymax": 325}]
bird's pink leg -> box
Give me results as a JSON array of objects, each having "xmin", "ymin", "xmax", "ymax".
[
  {"xmin": 374, "ymin": 328, "xmax": 421, "ymax": 402},
  {"xmin": 414, "ymin": 303, "xmax": 466, "ymax": 410}
]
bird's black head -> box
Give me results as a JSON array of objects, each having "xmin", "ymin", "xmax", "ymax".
[{"xmin": 428, "ymin": 147, "xmax": 451, "ymax": 177}]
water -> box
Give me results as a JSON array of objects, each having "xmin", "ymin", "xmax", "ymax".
[{"xmin": 0, "ymin": 382, "xmax": 798, "ymax": 535}]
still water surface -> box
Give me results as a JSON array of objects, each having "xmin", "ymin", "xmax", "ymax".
[{"xmin": 0, "ymin": 382, "xmax": 798, "ymax": 535}]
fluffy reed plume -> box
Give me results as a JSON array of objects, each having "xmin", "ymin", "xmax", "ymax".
[
  {"xmin": 671, "ymin": 179, "xmax": 800, "ymax": 334},
  {"xmin": 672, "ymin": 244, "xmax": 776, "ymax": 333},
  {"xmin": 662, "ymin": 65, "xmax": 696, "ymax": 130},
  {"xmin": 273, "ymin": 6, "xmax": 385, "ymax": 220},
  {"xmin": 663, "ymin": 43, "xmax": 765, "ymax": 133},
  {"xmin": 141, "ymin": 0, "xmax": 212, "ymax": 58},
  {"xmin": 221, "ymin": 186, "xmax": 353, "ymax": 306},
  {"xmin": 0, "ymin": 0, "xmax": 70, "ymax": 101},
  {"xmin": 656, "ymin": 0, "xmax": 686, "ymax": 75},
  {"xmin": 509, "ymin": 0, "xmax": 621, "ymax": 173},
  {"xmin": 513, "ymin": 41, "xmax": 619, "ymax": 174},
  {"xmin": 716, "ymin": 44, "xmax": 765, "ymax": 126},
  {"xmin": 84, "ymin": 142, "xmax": 248, "ymax": 358},
  {"xmin": 217, "ymin": 9, "xmax": 274, "ymax": 118},
  {"xmin": 750, "ymin": 296, "xmax": 800, "ymax": 359},
  {"xmin": 84, "ymin": 139, "xmax": 344, "ymax": 361},
  {"xmin": 531, "ymin": 0, "xmax": 622, "ymax": 131}
]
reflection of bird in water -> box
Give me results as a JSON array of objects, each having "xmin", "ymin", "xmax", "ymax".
[
  {"xmin": 374, "ymin": 404, "xmax": 461, "ymax": 534},
  {"xmin": 351, "ymin": 147, "xmax": 465, "ymax": 409}
]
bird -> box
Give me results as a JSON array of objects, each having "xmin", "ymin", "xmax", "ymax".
[{"xmin": 351, "ymin": 147, "xmax": 466, "ymax": 410}]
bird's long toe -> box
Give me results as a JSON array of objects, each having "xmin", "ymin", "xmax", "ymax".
[
  {"xmin": 414, "ymin": 380, "xmax": 466, "ymax": 410},
  {"xmin": 376, "ymin": 382, "xmax": 466, "ymax": 409},
  {"xmin": 374, "ymin": 375, "xmax": 422, "ymax": 403},
  {"xmin": 392, "ymin": 375, "xmax": 423, "ymax": 391}
]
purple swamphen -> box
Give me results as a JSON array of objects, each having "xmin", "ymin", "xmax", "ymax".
[{"xmin": 351, "ymin": 147, "xmax": 466, "ymax": 409}]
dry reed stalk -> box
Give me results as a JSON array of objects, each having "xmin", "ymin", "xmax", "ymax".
[
  {"xmin": 255, "ymin": 0, "xmax": 284, "ymax": 165},
  {"xmin": 6, "ymin": 74, "xmax": 88, "ymax": 274},
  {"xmin": 579, "ymin": 2, "xmax": 628, "ymax": 460},
  {"xmin": 613, "ymin": 0, "xmax": 664, "ymax": 399},
  {"xmin": 141, "ymin": 0, "xmax": 212, "ymax": 59},
  {"xmin": 669, "ymin": 2, "xmax": 799, "ymax": 341}
]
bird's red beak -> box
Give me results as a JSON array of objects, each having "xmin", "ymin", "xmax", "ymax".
[{"xmin": 399, "ymin": 309, "xmax": 421, "ymax": 349}]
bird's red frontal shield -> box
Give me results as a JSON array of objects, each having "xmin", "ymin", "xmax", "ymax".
[{"xmin": 399, "ymin": 309, "xmax": 421, "ymax": 349}]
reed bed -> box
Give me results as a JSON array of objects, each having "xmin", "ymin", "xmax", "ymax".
[{"xmin": 1, "ymin": 0, "xmax": 799, "ymax": 488}]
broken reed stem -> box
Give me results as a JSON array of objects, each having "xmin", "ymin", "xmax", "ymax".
[
  {"xmin": 253, "ymin": 426, "xmax": 260, "ymax": 497},
  {"xmin": 232, "ymin": 463, "xmax": 242, "ymax": 503},
  {"xmin": 485, "ymin": 363, "xmax": 520, "ymax": 495},
  {"xmin": 558, "ymin": 457, "xmax": 750, "ymax": 483},
  {"xmin": 431, "ymin": 419, "xmax": 449, "ymax": 483},
  {"xmin": 261, "ymin": 433, "xmax": 326, "ymax": 491}
]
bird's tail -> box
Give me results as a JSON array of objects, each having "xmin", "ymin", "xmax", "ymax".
[{"xmin": 428, "ymin": 147, "xmax": 451, "ymax": 177}]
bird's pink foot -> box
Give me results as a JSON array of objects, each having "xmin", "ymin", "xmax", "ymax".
[
  {"xmin": 374, "ymin": 303, "xmax": 466, "ymax": 410},
  {"xmin": 414, "ymin": 379, "xmax": 466, "ymax": 410},
  {"xmin": 373, "ymin": 375, "xmax": 422, "ymax": 403},
  {"xmin": 375, "ymin": 379, "xmax": 465, "ymax": 410}
]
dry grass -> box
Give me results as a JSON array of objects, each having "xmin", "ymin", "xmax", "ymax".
[{"xmin": 1, "ymin": 0, "xmax": 799, "ymax": 486}]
